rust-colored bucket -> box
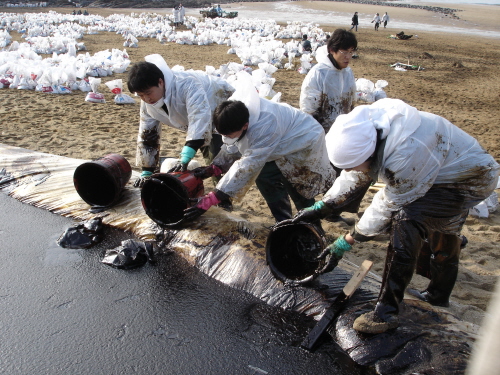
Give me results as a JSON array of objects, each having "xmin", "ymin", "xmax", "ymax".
[
  {"xmin": 73, "ymin": 154, "xmax": 132, "ymax": 207},
  {"xmin": 141, "ymin": 171, "xmax": 204, "ymax": 227},
  {"xmin": 266, "ymin": 221, "xmax": 326, "ymax": 285}
]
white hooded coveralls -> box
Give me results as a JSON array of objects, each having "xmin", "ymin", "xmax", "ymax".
[
  {"xmin": 323, "ymin": 98, "xmax": 499, "ymax": 237},
  {"xmin": 299, "ymin": 45, "xmax": 356, "ymax": 133},
  {"xmin": 215, "ymin": 98, "xmax": 336, "ymax": 201},
  {"xmin": 179, "ymin": 5, "xmax": 185, "ymax": 23},
  {"xmin": 136, "ymin": 55, "xmax": 234, "ymax": 169}
]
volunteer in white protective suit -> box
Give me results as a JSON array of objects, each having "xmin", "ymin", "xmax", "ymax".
[
  {"xmin": 292, "ymin": 98, "xmax": 499, "ymax": 334},
  {"xmin": 127, "ymin": 54, "xmax": 234, "ymax": 188},
  {"xmin": 172, "ymin": 6, "xmax": 180, "ymax": 26},
  {"xmin": 183, "ymin": 72, "xmax": 336, "ymax": 223},
  {"xmin": 179, "ymin": 4, "xmax": 185, "ymax": 25},
  {"xmin": 299, "ymin": 29, "xmax": 357, "ymax": 134}
]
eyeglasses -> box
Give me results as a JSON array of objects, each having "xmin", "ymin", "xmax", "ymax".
[{"xmin": 338, "ymin": 49, "xmax": 357, "ymax": 57}]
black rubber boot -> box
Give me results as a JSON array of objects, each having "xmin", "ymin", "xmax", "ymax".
[
  {"xmin": 266, "ymin": 197, "xmax": 293, "ymax": 223},
  {"xmin": 354, "ymin": 216, "xmax": 423, "ymax": 334},
  {"xmin": 409, "ymin": 232, "xmax": 461, "ymax": 308}
]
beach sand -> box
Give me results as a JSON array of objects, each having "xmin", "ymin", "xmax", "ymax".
[{"xmin": 1, "ymin": 3, "xmax": 499, "ymax": 324}]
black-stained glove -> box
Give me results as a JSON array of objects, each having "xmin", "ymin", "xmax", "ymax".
[
  {"xmin": 316, "ymin": 235, "xmax": 352, "ymax": 274},
  {"xmin": 133, "ymin": 170, "xmax": 153, "ymax": 188},
  {"xmin": 291, "ymin": 200, "xmax": 332, "ymax": 224},
  {"xmin": 167, "ymin": 160, "xmax": 188, "ymax": 173},
  {"xmin": 167, "ymin": 146, "xmax": 196, "ymax": 173},
  {"xmin": 317, "ymin": 251, "xmax": 343, "ymax": 274},
  {"xmin": 192, "ymin": 164, "xmax": 224, "ymax": 180},
  {"xmin": 183, "ymin": 191, "xmax": 221, "ymax": 222}
]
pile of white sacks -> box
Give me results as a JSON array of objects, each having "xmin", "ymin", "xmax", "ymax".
[
  {"xmin": 0, "ymin": 10, "xmax": 329, "ymax": 98},
  {"xmin": 0, "ymin": 10, "xmax": 385, "ymax": 103},
  {"xmin": 0, "ymin": 11, "xmax": 329, "ymax": 67},
  {"xmin": 0, "ymin": 40, "xmax": 130, "ymax": 92}
]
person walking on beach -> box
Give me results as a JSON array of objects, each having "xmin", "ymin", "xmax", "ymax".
[
  {"xmin": 372, "ymin": 13, "xmax": 381, "ymax": 31},
  {"xmin": 299, "ymin": 29, "xmax": 357, "ymax": 134},
  {"xmin": 350, "ymin": 12, "xmax": 359, "ymax": 32},
  {"xmin": 382, "ymin": 12, "xmax": 389, "ymax": 28},
  {"xmin": 291, "ymin": 98, "xmax": 499, "ymax": 334},
  {"xmin": 127, "ymin": 54, "xmax": 234, "ymax": 188}
]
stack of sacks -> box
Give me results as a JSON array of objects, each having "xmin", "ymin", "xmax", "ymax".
[
  {"xmin": 23, "ymin": 35, "xmax": 80, "ymax": 54},
  {"xmin": 355, "ymin": 78, "xmax": 389, "ymax": 103},
  {"xmin": 0, "ymin": 46, "xmax": 130, "ymax": 93},
  {"xmin": 123, "ymin": 34, "xmax": 138, "ymax": 48},
  {"xmin": 174, "ymin": 31, "xmax": 196, "ymax": 45},
  {"xmin": 283, "ymin": 40, "xmax": 301, "ymax": 58},
  {"xmin": 234, "ymin": 37, "xmax": 286, "ymax": 66},
  {"xmin": 0, "ymin": 10, "xmax": 336, "ymax": 74},
  {"xmin": 252, "ymin": 62, "xmax": 281, "ymax": 101},
  {"xmin": 297, "ymin": 54, "xmax": 313, "ymax": 74},
  {"xmin": 284, "ymin": 54, "xmax": 295, "ymax": 70}
]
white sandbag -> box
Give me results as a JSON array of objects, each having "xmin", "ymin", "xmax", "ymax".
[
  {"xmin": 85, "ymin": 77, "xmax": 105, "ymax": 103},
  {"xmin": 160, "ymin": 158, "xmax": 201, "ymax": 173},
  {"xmin": 105, "ymin": 79, "xmax": 135, "ymax": 104}
]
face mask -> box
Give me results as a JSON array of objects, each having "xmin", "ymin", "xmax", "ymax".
[
  {"xmin": 222, "ymin": 135, "xmax": 238, "ymax": 145},
  {"xmin": 151, "ymin": 98, "xmax": 164, "ymax": 109}
]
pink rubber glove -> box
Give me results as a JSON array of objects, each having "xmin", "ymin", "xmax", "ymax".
[{"xmin": 184, "ymin": 191, "xmax": 221, "ymax": 221}]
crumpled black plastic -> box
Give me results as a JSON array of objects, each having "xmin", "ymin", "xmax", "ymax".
[
  {"xmin": 101, "ymin": 239, "xmax": 155, "ymax": 269},
  {"xmin": 57, "ymin": 217, "xmax": 103, "ymax": 249}
]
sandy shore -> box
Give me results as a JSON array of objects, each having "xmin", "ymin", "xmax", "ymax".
[{"xmin": 1, "ymin": 4, "xmax": 499, "ymax": 325}]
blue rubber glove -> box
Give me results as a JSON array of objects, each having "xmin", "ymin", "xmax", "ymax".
[
  {"xmin": 133, "ymin": 170, "xmax": 153, "ymax": 188},
  {"xmin": 316, "ymin": 235, "xmax": 352, "ymax": 274},
  {"xmin": 168, "ymin": 146, "xmax": 196, "ymax": 172}
]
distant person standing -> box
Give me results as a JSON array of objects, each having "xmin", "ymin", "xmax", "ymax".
[
  {"xmin": 172, "ymin": 5, "xmax": 180, "ymax": 27},
  {"xmin": 382, "ymin": 12, "xmax": 390, "ymax": 28},
  {"xmin": 350, "ymin": 12, "xmax": 359, "ymax": 32},
  {"xmin": 372, "ymin": 13, "xmax": 381, "ymax": 31},
  {"xmin": 179, "ymin": 3, "xmax": 185, "ymax": 25}
]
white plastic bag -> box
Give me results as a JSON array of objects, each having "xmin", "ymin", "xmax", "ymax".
[
  {"xmin": 469, "ymin": 191, "xmax": 499, "ymax": 218},
  {"xmin": 229, "ymin": 71, "xmax": 261, "ymax": 126},
  {"xmin": 356, "ymin": 78, "xmax": 388, "ymax": 103},
  {"xmin": 160, "ymin": 158, "xmax": 201, "ymax": 173},
  {"xmin": 85, "ymin": 77, "xmax": 106, "ymax": 103},
  {"xmin": 104, "ymin": 79, "xmax": 135, "ymax": 104}
]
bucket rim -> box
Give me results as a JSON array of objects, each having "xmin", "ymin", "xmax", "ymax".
[
  {"xmin": 141, "ymin": 172, "xmax": 191, "ymax": 228},
  {"xmin": 73, "ymin": 162, "xmax": 120, "ymax": 207},
  {"xmin": 265, "ymin": 220, "xmax": 326, "ymax": 285}
]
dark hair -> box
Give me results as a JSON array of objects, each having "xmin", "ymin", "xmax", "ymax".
[
  {"xmin": 327, "ymin": 29, "xmax": 357, "ymax": 53},
  {"xmin": 213, "ymin": 101, "xmax": 250, "ymax": 135},
  {"xmin": 303, "ymin": 34, "xmax": 307, "ymax": 39},
  {"xmin": 127, "ymin": 61, "xmax": 164, "ymax": 93}
]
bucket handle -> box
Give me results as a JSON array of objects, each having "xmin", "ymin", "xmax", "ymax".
[{"xmin": 149, "ymin": 177, "xmax": 189, "ymax": 203}]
